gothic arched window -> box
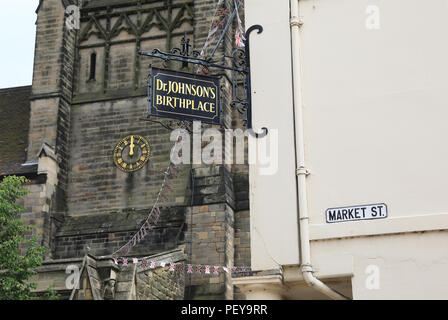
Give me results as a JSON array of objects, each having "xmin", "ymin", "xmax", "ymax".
[{"xmin": 89, "ymin": 52, "xmax": 96, "ymax": 81}]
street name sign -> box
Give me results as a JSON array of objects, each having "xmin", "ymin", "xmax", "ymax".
[{"xmin": 326, "ymin": 203, "xmax": 388, "ymax": 223}]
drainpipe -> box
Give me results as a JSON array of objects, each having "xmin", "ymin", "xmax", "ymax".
[{"xmin": 290, "ymin": 0, "xmax": 349, "ymax": 300}]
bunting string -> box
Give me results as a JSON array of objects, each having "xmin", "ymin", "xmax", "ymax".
[
  {"xmin": 195, "ymin": 0, "xmax": 246, "ymax": 76},
  {"xmin": 111, "ymin": 160, "xmax": 178, "ymax": 257},
  {"xmin": 198, "ymin": 0, "xmax": 226, "ymax": 59},
  {"xmin": 234, "ymin": 0, "xmax": 245, "ymax": 48},
  {"xmin": 112, "ymin": 255, "xmax": 251, "ymax": 276}
]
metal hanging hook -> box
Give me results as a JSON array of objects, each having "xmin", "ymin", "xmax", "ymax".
[{"xmin": 244, "ymin": 25, "xmax": 268, "ymax": 138}]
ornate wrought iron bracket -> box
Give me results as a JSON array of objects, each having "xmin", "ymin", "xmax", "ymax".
[{"xmin": 138, "ymin": 25, "xmax": 268, "ymax": 138}]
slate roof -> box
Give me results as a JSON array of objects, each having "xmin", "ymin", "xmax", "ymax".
[{"xmin": 0, "ymin": 86, "xmax": 37, "ymax": 176}]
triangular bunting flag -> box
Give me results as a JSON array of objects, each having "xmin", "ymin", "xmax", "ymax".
[
  {"xmin": 122, "ymin": 245, "xmax": 130, "ymax": 255},
  {"xmin": 235, "ymin": 30, "xmax": 245, "ymax": 48},
  {"xmin": 213, "ymin": 266, "xmax": 219, "ymax": 275},
  {"xmin": 215, "ymin": 9, "xmax": 229, "ymax": 16},
  {"xmin": 163, "ymin": 183, "xmax": 172, "ymax": 193},
  {"xmin": 170, "ymin": 164, "xmax": 180, "ymax": 173}
]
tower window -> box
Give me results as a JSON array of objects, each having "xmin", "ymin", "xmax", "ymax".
[{"xmin": 89, "ymin": 52, "xmax": 96, "ymax": 80}]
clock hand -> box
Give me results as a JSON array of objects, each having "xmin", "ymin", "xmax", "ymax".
[{"xmin": 130, "ymin": 136, "xmax": 135, "ymax": 156}]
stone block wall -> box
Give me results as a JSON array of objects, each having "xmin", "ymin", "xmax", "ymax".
[
  {"xmin": 21, "ymin": 0, "xmax": 252, "ymax": 300},
  {"xmin": 32, "ymin": 0, "xmax": 66, "ymax": 97},
  {"xmin": 25, "ymin": 0, "xmax": 77, "ymax": 257},
  {"xmin": 19, "ymin": 168, "xmax": 63, "ymax": 259},
  {"xmin": 137, "ymin": 265, "xmax": 185, "ymax": 300},
  {"xmin": 67, "ymin": 97, "xmax": 191, "ymax": 216},
  {"xmin": 29, "ymin": 0, "xmax": 76, "ymax": 164},
  {"xmin": 27, "ymin": 98, "xmax": 60, "ymax": 164},
  {"xmin": 19, "ymin": 177, "xmax": 48, "ymax": 246},
  {"xmin": 74, "ymin": 0, "xmax": 194, "ymax": 101},
  {"xmin": 183, "ymin": 203, "xmax": 234, "ymax": 300},
  {"xmin": 53, "ymin": 206, "xmax": 186, "ymax": 259}
]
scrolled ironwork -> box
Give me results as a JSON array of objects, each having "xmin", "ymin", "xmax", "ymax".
[{"xmin": 139, "ymin": 26, "xmax": 268, "ymax": 138}]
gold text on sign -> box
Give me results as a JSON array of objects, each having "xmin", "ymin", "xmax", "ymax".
[
  {"xmin": 155, "ymin": 95, "xmax": 216, "ymax": 113},
  {"xmin": 156, "ymin": 79, "xmax": 216, "ymax": 98}
]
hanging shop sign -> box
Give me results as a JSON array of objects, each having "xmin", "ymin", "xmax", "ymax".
[
  {"xmin": 148, "ymin": 67, "xmax": 221, "ymax": 125},
  {"xmin": 325, "ymin": 203, "xmax": 388, "ymax": 223}
]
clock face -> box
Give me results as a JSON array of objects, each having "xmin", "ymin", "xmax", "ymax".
[{"xmin": 113, "ymin": 135, "xmax": 150, "ymax": 172}]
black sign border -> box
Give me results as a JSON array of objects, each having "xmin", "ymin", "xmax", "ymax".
[
  {"xmin": 147, "ymin": 67, "xmax": 222, "ymax": 126},
  {"xmin": 325, "ymin": 203, "xmax": 388, "ymax": 224}
]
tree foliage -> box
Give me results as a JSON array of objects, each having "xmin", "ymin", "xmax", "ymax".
[{"xmin": 0, "ymin": 176, "xmax": 46, "ymax": 300}]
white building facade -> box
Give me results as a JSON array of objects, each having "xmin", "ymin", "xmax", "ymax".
[{"xmin": 234, "ymin": 0, "xmax": 448, "ymax": 299}]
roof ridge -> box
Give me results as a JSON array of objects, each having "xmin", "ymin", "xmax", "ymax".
[{"xmin": 0, "ymin": 85, "xmax": 32, "ymax": 92}]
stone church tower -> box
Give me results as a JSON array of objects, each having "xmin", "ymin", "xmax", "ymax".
[{"xmin": 0, "ymin": 0, "xmax": 250, "ymax": 300}]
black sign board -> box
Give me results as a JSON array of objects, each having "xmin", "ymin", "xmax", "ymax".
[{"xmin": 148, "ymin": 67, "xmax": 221, "ymax": 125}]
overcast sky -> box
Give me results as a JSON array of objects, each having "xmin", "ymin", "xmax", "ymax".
[{"xmin": 0, "ymin": 2, "xmax": 37, "ymax": 89}]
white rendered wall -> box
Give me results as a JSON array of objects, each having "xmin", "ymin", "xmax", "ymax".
[
  {"xmin": 299, "ymin": 0, "xmax": 448, "ymax": 226},
  {"xmin": 245, "ymin": 0, "xmax": 300, "ymax": 270},
  {"xmin": 297, "ymin": 0, "xmax": 448, "ymax": 298},
  {"xmin": 246, "ymin": 0, "xmax": 448, "ymax": 298}
]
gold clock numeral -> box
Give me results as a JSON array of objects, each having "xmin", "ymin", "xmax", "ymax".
[{"xmin": 114, "ymin": 135, "xmax": 150, "ymax": 173}]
